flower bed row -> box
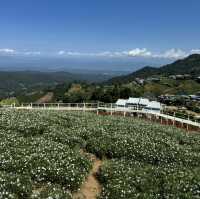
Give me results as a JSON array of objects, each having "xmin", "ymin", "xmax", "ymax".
[
  {"xmin": 98, "ymin": 159, "xmax": 200, "ymax": 199},
  {"xmin": 1, "ymin": 110, "xmax": 200, "ymax": 198},
  {"xmin": 0, "ymin": 110, "xmax": 92, "ymax": 198}
]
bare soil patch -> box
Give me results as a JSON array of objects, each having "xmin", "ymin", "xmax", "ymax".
[
  {"xmin": 36, "ymin": 92, "xmax": 54, "ymax": 103},
  {"xmin": 73, "ymin": 152, "xmax": 102, "ymax": 199}
]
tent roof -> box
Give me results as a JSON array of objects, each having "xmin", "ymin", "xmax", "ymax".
[
  {"xmin": 116, "ymin": 99, "xmax": 127, "ymax": 106},
  {"xmin": 127, "ymin": 98, "xmax": 140, "ymax": 104},
  {"xmin": 146, "ymin": 101, "xmax": 161, "ymax": 109},
  {"xmin": 139, "ymin": 98, "xmax": 149, "ymax": 106}
]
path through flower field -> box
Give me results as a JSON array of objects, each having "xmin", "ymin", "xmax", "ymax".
[{"xmin": 73, "ymin": 151, "xmax": 102, "ymax": 199}]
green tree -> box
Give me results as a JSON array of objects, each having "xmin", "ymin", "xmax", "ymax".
[{"xmin": 0, "ymin": 98, "xmax": 20, "ymax": 106}]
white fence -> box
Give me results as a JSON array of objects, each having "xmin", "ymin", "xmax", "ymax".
[
  {"xmin": 19, "ymin": 103, "xmax": 98, "ymax": 111},
  {"xmin": 2, "ymin": 102, "xmax": 200, "ymax": 131}
]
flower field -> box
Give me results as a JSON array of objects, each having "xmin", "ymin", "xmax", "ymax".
[{"xmin": 0, "ymin": 109, "xmax": 200, "ymax": 198}]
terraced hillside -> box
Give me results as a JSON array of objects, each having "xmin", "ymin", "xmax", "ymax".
[{"xmin": 0, "ymin": 110, "xmax": 200, "ymax": 198}]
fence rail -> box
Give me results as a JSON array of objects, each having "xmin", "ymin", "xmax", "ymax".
[{"xmin": 1, "ymin": 103, "xmax": 200, "ymax": 131}]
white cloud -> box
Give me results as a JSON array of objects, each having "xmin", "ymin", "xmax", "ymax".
[
  {"xmin": 58, "ymin": 50, "xmax": 66, "ymax": 55},
  {"xmin": 0, "ymin": 49, "xmax": 41, "ymax": 56},
  {"xmin": 154, "ymin": 49, "xmax": 188, "ymax": 59},
  {"xmin": 95, "ymin": 51, "xmax": 113, "ymax": 57},
  {"xmin": 127, "ymin": 48, "xmax": 152, "ymax": 57},
  {"xmin": 58, "ymin": 51, "xmax": 114, "ymax": 57},
  {"xmin": 94, "ymin": 51, "xmax": 126, "ymax": 57},
  {"xmin": 58, "ymin": 51, "xmax": 85, "ymax": 56},
  {"xmin": 66, "ymin": 51, "xmax": 83, "ymax": 56},
  {"xmin": 190, "ymin": 49, "xmax": 200, "ymax": 54},
  {"xmin": 58, "ymin": 48, "xmax": 189, "ymax": 59},
  {"xmin": 0, "ymin": 48, "xmax": 16, "ymax": 54},
  {"xmin": 24, "ymin": 51, "xmax": 41, "ymax": 55},
  {"xmin": 58, "ymin": 49, "xmax": 152, "ymax": 58},
  {"xmin": 1, "ymin": 48, "xmax": 200, "ymax": 59}
]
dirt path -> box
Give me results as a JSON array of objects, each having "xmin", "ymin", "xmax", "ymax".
[
  {"xmin": 73, "ymin": 152, "xmax": 102, "ymax": 199},
  {"xmin": 36, "ymin": 92, "xmax": 54, "ymax": 103}
]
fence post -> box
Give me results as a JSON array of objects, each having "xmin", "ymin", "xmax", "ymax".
[
  {"xmin": 124, "ymin": 111, "xmax": 126, "ymax": 117},
  {"xmin": 83, "ymin": 103, "xmax": 86, "ymax": 112},
  {"xmin": 173, "ymin": 112, "xmax": 175, "ymax": 126},
  {"xmin": 68, "ymin": 103, "xmax": 71, "ymax": 110},
  {"xmin": 187, "ymin": 124, "xmax": 189, "ymax": 131},
  {"xmin": 187, "ymin": 115, "xmax": 189, "ymax": 131},
  {"xmin": 96, "ymin": 102, "xmax": 99, "ymax": 115},
  {"xmin": 110, "ymin": 103, "xmax": 113, "ymax": 115}
]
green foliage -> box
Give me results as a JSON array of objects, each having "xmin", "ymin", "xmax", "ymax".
[
  {"xmin": 31, "ymin": 184, "xmax": 72, "ymax": 199},
  {"xmin": 109, "ymin": 54, "xmax": 200, "ymax": 84},
  {"xmin": 52, "ymin": 76, "xmax": 200, "ymax": 105},
  {"xmin": 0, "ymin": 110, "xmax": 92, "ymax": 198},
  {"xmin": 0, "ymin": 110, "xmax": 200, "ymax": 198},
  {"xmin": 0, "ymin": 171, "xmax": 32, "ymax": 199},
  {"xmin": 98, "ymin": 160, "xmax": 200, "ymax": 199},
  {"xmin": 0, "ymin": 97, "xmax": 20, "ymax": 106},
  {"xmin": 17, "ymin": 92, "xmax": 45, "ymax": 103},
  {"xmin": 55, "ymin": 83, "xmax": 143, "ymax": 103},
  {"xmin": 0, "ymin": 71, "xmax": 113, "ymax": 99}
]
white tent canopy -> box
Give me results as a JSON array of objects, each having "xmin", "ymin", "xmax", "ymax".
[
  {"xmin": 126, "ymin": 97, "xmax": 149, "ymax": 106},
  {"xmin": 115, "ymin": 97, "xmax": 161, "ymax": 112},
  {"xmin": 143, "ymin": 101, "xmax": 162, "ymax": 113},
  {"xmin": 139, "ymin": 98, "xmax": 149, "ymax": 106},
  {"xmin": 146, "ymin": 101, "xmax": 161, "ymax": 109},
  {"xmin": 126, "ymin": 98, "xmax": 140, "ymax": 105},
  {"xmin": 116, "ymin": 99, "xmax": 127, "ymax": 107}
]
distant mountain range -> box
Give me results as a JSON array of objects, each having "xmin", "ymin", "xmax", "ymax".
[
  {"xmin": 108, "ymin": 54, "xmax": 200, "ymax": 84},
  {"xmin": 1, "ymin": 54, "xmax": 200, "ymax": 100},
  {"xmin": 0, "ymin": 70, "xmax": 115, "ymax": 84},
  {"xmin": 0, "ymin": 71, "xmax": 115, "ymax": 99}
]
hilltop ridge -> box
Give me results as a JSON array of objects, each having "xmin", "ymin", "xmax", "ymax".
[{"xmin": 108, "ymin": 54, "xmax": 200, "ymax": 84}]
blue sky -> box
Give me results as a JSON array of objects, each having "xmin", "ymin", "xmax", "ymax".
[{"xmin": 0, "ymin": 0, "xmax": 200, "ymax": 70}]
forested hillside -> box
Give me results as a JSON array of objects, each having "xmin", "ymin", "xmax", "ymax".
[
  {"xmin": 0, "ymin": 71, "xmax": 113, "ymax": 99},
  {"xmin": 109, "ymin": 54, "xmax": 200, "ymax": 84}
]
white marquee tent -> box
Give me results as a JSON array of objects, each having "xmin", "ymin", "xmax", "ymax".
[
  {"xmin": 116, "ymin": 99, "xmax": 127, "ymax": 107},
  {"xmin": 143, "ymin": 101, "xmax": 162, "ymax": 113}
]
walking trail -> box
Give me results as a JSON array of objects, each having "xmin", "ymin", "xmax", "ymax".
[{"xmin": 73, "ymin": 151, "xmax": 103, "ymax": 199}]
